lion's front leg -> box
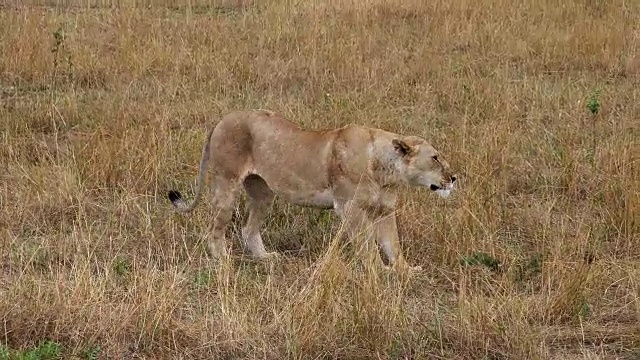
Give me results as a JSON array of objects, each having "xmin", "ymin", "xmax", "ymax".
[{"xmin": 373, "ymin": 213, "xmax": 422, "ymax": 272}]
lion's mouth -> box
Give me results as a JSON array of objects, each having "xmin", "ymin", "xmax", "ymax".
[
  {"xmin": 430, "ymin": 179, "xmax": 456, "ymax": 191},
  {"xmin": 431, "ymin": 182, "xmax": 455, "ymax": 198}
]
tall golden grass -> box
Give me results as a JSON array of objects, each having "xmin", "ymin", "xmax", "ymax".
[{"xmin": 1, "ymin": 0, "xmax": 638, "ymax": 358}]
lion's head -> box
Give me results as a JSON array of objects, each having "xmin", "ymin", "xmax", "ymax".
[{"xmin": 392, "ymin": 137, "xmax": 457, "ymax": 198}]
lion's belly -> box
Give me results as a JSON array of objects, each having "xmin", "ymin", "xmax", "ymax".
[{"xmin": 277, "ymin": 189, "xmax": 335, "ymax": 209}]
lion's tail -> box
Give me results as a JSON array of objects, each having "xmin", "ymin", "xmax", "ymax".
[{"xmin": 167, "ymin": 127, "xmax": 214, "ymax": 213}]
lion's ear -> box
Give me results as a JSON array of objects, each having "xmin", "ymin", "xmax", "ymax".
[{"xmin": 392, "ymin": 139, "xmax": 413, "ymax": 157}]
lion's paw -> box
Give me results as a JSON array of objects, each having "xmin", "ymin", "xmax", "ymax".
[{"xmin": 256, "ymin": 251, "xmax": 281, "ymax": 260}]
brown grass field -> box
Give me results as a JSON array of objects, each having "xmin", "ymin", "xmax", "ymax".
[{"xmin": 1, "ymin": 0, "xmax": 639, "ymax": 358}]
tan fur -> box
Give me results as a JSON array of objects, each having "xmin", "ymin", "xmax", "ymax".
[{"xmin": 168, "ymin": 110, "xmax": 456, "ymax": 271}]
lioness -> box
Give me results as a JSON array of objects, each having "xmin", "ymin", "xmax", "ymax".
[{"xmin": 168, "ymin": 110, "xmax": 456, "ymax": 271}]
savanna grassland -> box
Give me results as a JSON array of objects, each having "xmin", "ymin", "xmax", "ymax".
[{"xmin": 1, "ymin": 0, "xmax": 639, "ymax": 359}]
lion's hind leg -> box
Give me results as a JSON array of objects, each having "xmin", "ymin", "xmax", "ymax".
[
  {"xmin": 206, "ymin": 176, "xmax": 241, "ymax": 259},
  {"xmin": 241, "ymin": 174, "xmax": 278, "ymax": 259}
]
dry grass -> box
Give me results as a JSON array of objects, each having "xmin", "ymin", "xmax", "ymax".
[{"xmin": 1, "ymin": 0, "xmax": 639, "ymax": 358}]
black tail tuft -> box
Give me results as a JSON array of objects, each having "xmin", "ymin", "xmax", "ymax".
[{"xmin": 168, "ymin": 190, "xmax": 182, "ymax": 203}]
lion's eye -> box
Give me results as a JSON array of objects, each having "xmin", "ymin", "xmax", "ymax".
[{"xmin": 432, "ymin": 156, "xmax": 438, "ymax": 161}]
